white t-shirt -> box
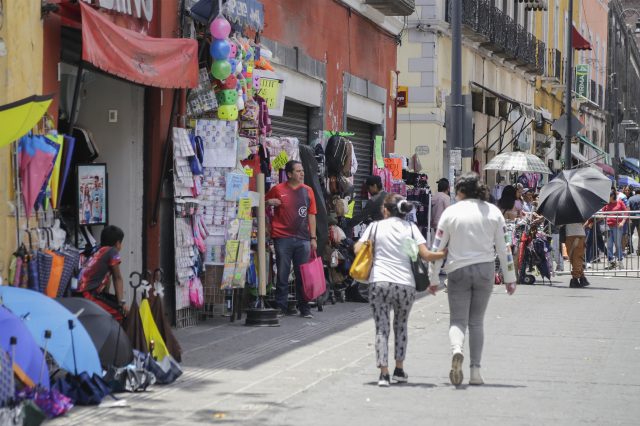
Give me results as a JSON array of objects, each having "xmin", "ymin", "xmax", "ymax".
[
  {"xmin": 358, "ymin": 217, "xmax": 427, "ymax": 287},
  {"xmin": 431, "ymin": 199, "xmax": 517, "ymax": 284},
  {"xmin": 565, "ymin": 223, "xmax": 586, "ymax": 237}
]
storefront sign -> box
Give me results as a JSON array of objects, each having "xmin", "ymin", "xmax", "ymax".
[
  {"xmin": 223, "ymin": 0, "xmax": 264, "ymax": 31},
  {"xmin": 415, "ymin": 145, "xmax": 430, "ymax": 155},
  {"xmin": 397, "ymin": 86, "xmax": 408, "ymax": 108},
  {"xmin": 575, "ymin": 64, "xmax": 589, "ymax": 99},
  {"xmin": 81, "ymin": 0, "xmax": 153, "ymax": 22},
  {"xmin": 254, "ymin": 70, "xmax": 285, "ymax": 117}
]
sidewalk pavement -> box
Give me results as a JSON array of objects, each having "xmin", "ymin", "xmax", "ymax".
[{"xmin": 49, "ymin": 274, "xmax": 640, "ymax": 425}]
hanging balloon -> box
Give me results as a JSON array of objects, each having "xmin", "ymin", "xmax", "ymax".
[
  {"xmin": 211, "ymin": 60, "xmax": 232, "ymax": 81},
  {"xmin": 210, "ymin": 16, "xmax": 231, "ymax": 40},
  {"xmin": 217, "ymin": 104, "xmax": 238, "ymax": 121},
  {"xmin": 210, "ymin": 39, "xmax": 231, "ymax": 60}
]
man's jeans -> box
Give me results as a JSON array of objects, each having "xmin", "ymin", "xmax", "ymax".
[
  {"xmin": 608, "ymin": 227, "xmax": 624, "ymax": 261},
  {"xmin": 274, "ymin": 237, "xmax": 311, "ymax": 312}
]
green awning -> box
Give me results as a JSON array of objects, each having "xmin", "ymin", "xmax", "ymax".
[{"xmin": 577, "ymin": 134, "xmax": 609, "ymax": 163}]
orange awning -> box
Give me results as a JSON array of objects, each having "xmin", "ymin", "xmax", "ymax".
[
  {"xmin": 572, "ymin": 26, "xmax": 592, "ymax": 51},
  {"xmin": 79, "ymin": 2, "xmax": 198, "ymax": 89}
]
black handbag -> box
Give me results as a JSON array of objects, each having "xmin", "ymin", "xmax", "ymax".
[{"xmin": 410, "ymin": 226, "xmax": 430, "ymax": 292}]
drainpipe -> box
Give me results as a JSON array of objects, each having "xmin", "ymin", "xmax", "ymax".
[
  {"xmin": 564, "ymin": 0, "xmax": 574, "ymax": 170},
  {"xmin": 451, "ymin": 0, "xmax": 465, "ymax": 172}
]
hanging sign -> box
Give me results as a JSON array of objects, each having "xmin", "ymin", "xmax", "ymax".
[
  {"xmin": 415, "ymin": 145, "xmax": 430, "ymax": 155},
  {"xmin": 222, "ymin": 0, "xmax": 264, "ymax": 31},
  {"xmin": 450, "ymin": 149, "xmax": 462, "ymax": 171},
  {"xmin": 575, "ymin": 64, "xmax": 589, "ymax": 99},
  {"xmin": 272, "ymin": 151, "xmax": 289, "ymax": 170},
  {"xmin": 253, "ymin": 70, "xmax": 285, "ymax": 117},
  {"xmin": 374, "ymin": 136, "xmax": 385, "ymax": 168},
  {"xmin": 397, "ymin": 86, "xmax": 408, "ymax": 107},
  {"xmin": 384, "ymin": 158, "xmax": 403, "ymax": 181}
]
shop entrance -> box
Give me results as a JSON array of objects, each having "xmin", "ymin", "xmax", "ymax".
[
  {"xmin": 63, "ymin": 67, "xmax": 145, "ymax": 303},
  {"xmin": 271, "ymin": 101, "xmax": 310, "ymax": 144},
  {"xmin": 347, "ymin": 118, "xmax": 375, "ymax": 215}
]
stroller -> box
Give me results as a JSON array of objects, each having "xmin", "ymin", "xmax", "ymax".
[{"xmin": 517, "ymin": 219, "xmax": 552, "ymax": 285}]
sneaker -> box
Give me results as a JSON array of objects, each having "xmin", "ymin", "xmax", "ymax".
[
  {"xmin": 378, "ymin": 372, "xmax": 391, "ymax": 387},
  {"xmin": 579, "ymin": 276, "xmax": 590, "ymax": 287},
  {"xmin": 300, "ymin": 310, "xmax": 314, "ymax": 319},
  {"xmin": 449, "ymin": 352, "xmax": 464, "ymax": 386},
  {"xmin": 392, "ymin": 368, "xmax": 408, "ymax": 383},
  {"xmin": 608, "ymin": 261, "xmax": 616, "ymax": 270},
  {"xmin": 569, "ymin": 278, "xmax": 582, "ymax": 288},
  {"xmin": 585, "ymin": 263, "xmax": 592, "ymax": 269},
  {"xmin": 469, "ymin": 366, "xmax": 484, "ymax": 385}
]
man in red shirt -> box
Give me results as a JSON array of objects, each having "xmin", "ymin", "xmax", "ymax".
[
  {"xmin": 266, "ymin": 160, "xmax": 317, "ymax": 318},
  {"xmin": 602, "ymin": 190, "xmax": 628, "ymax": 269}
]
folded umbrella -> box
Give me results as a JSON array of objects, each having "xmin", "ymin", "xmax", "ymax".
[
  {"xmin": 57, "ymin": 298, "xmax": 134, "ymax": 368},
  {"xmin": 46, "ymin": 134, "xmax": 64, "ymax": 210},
  {"xmin": 0, "ymin": 95, "xmax": 54, "ymax": 148},
  {"xmin": 0, "ymin": 287, "xmax": 102, "ymax": 377},
  {"xmin": 18, "ymin": 135, "xmax": 58, "ymax": 217},
  {"xmin": 123, "ymin": 298, "xmax": 148, "ymax": 354},
  {"xmin": 537, "ymin": 167, "xmax": 611, "ymax": 226},
  {"xmin": 149, "ymin": 290, "xmax": 182, "ymax": 362},
  {"xmin": 0, "ymin": 306, "xmax": 49, "ymax": 389},
  {"xmin": 57, "ymin": 135, "xmax": 76, "ymax": 207},
  {"xmin": 139, "ymin": 298, "xmax": 170, "ymax": 362}
]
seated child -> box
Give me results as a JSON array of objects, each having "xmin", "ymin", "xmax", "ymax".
[{"xmin": 76, "ymin": 225, "xmax": 127, "ymax": 322}]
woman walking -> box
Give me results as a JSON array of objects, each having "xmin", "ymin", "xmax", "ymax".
[
  {"xmin": 355, "ymin": 194, "xmax": 446, "ymax": 387},
  {"xmin": 430, "ymin": 173, "xmax": 517, "ymax": 386}
]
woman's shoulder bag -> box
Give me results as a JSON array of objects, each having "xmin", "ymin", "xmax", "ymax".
[
  {"xmin": 349, "ymin": 223, "xmax": 377, "ymax": 282},
  {"xmin": 410, "ymin": 225, "xmax": 430, "ymax": 292}
]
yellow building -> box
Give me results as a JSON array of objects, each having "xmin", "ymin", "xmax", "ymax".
[
  {"xmin": 396, "ymin": 1, "xmax": 548, "ymax": 185},
  {"xmin": 0, "ymin": 0, "xmax": 44, "ymax": 282}
]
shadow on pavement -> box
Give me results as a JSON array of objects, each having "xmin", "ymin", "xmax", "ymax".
[{"xmin": 363, "ymin": 381, "xmax": 437, "ymax": 388}]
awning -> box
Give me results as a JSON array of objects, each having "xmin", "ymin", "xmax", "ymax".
[
  {"xmin": 80, "ymin": 2, "xmax": 198, "ymax": 89},
  {"xmin": 571, "ymin": 144, "xmax": 589, "ymax": 164},
  {"xmin": 471, "ymin": 82, "xmax": 523, "ymax": 106},
  {"xmin": 577, "ymin": 134, "xmax": 609, "ymax": 162},
  {"xmin": 572, "ymin": 26, "xmax": 592, "ymax": 51},
  {"xmin": 622, "ymin": 157, "xmax": 640, "ymax": 175}
]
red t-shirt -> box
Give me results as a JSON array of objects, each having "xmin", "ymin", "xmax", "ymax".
[
  {"xmin": 601, "ymin": 200, "xmax": 628, "ymax": 228},
  {"xmin": 266, "ymin": 183, "xmax": 317, "ymax": 239},
  {"xmin": 77, "ymin": 246, "xmax": 121, "ymax": 293}
]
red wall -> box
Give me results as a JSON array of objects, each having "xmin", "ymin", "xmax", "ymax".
[{"xmin": 263, "ymin": 0, "xmax": 397, "ymax": 149}]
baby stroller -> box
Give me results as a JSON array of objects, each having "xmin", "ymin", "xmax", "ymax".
[{"xmin": 517, "ymin": 223, "xmax": 552, "ymax": 285}]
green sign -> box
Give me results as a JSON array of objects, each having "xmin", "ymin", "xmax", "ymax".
[{"xmin": 575, "ymin": 64, "xmax": 589, "ymax": 99}]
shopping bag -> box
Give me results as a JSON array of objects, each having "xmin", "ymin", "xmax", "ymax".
[
  {"xmin": 300, "ymin": 251, "xmax": 326, "ymax": 301},
  {"xmin": 349, "ymin": 223, "xmax": 377, "ymax": 282}
]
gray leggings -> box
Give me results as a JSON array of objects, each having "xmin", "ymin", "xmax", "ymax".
[
  {"xmin": 447, "ymin": 262, "xmax": 494, "ymax": 367},
  {"xmin": 369, "ymin": 282, "xmax": 416, "ymax": 368}
]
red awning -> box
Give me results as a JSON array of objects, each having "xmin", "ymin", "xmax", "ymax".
[
  {"xmin": 572, "ymin": 26, "xmax": 592, "ymax": 51},
  {"xmin": 80, "ymin": 2, "xmax": 198, "ymax": 89}
]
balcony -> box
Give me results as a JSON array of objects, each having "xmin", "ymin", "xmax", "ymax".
[
  {"xmin": 445, "ymin": 0, "xmax": 545, "ymax": 74},
  {"xmin": 544, "ymin": 48, "xmax": 563, "ymax": 83},
  {"xmin": 364, "ymin": 0, "xmax": 415, "ymax": 16}
]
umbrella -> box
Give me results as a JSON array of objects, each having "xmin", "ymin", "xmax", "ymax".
[
  {"xmin": 484, "ymin": 151, "xmax": 552, "ymax": 174},
  {"xmin": 57, "ymin": 135, "xmax": 76, "ymax": 207},
  {"xmin": 0, "ymin": 306, "xmax": 49, "ymax": 389},
  {"xmin": 46, "ymin": 134, "xmax": 64, "ymax": 210},
  {"xmin": 618, "ymin": 175, "xmax": 640, "ymax": 188},
  {"xmin": 0, "ymin": 287, "xmax": 102, "ymax": 377},
  {"xmin": 149, "ymin": 294, "xmax": 182, "ymax": 363},
  {"xmin": 33, "ymin": 136, "xmax": 62, "ymax": 212},
  {"xmin": 18, "ymin": 135, "xmax": 59, "ymax": 217},
  {"xmin": 0, "ymin": 95, "xmax": 54, "ymax": 148},
  {"xmin": 57, "ymin": 298, "xmax": 134, "ymax": 368},
  {"xmin": 139, "ymin": 298, "xmax": 170, "ymax": 362},
  {"xmin": 123, "ymin": 298, "xmax": 148, "ymax": 354},
  {"xmin": 537, "ymin": 167, "xmax": 611, "ymax": 226}
]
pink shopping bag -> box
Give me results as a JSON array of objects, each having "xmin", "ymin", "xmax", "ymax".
[{"xmin": 300, "ymin": 251, "xmax": 326, "ymax": 301}]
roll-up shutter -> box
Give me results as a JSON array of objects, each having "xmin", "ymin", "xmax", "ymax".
[
  {"xmin": 347, "ymin": 118, "xmax": 375, "ymax": 215},
  {"xmin": 271, "ymin": 100, "xmax": 310, "ymax": 144}
]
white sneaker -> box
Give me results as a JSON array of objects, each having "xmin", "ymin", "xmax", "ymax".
[
  {"xmin": 449, "ymin": 351, "xmax": 464, "ymax": 386},
  {"xmin": 469, "ymin": 367, "xmax": 484, "ymax": 385},
  {"xmin": 585, "ymin": 263, "xmax": 592, "ymax": 269}
]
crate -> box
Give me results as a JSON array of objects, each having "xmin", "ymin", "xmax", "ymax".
[
  {"xmin": 175, "ymin": 307, "xmax": 199, "ymax": 328},
  {"xmin": 202, "ymin": 265, "xmax": 226, "ymax": 318}
]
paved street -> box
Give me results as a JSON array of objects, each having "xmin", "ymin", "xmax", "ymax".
[{"xmin": 50, "ymin": 274, "xmax": 640, "ymax": 425}]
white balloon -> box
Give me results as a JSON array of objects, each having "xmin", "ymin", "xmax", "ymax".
[{"xmin": 237, "ymin": 91, "xmax": 245, "ymax": 110}]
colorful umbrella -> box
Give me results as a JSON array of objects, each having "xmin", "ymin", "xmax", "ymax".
[
  {"xmin": 150, "ymin": 293, "xmax": 182, "ymax": 363},
  {"xmin": 46, "ymin": 134, "xmax": 64, "ymax": 210},
  {"xmin": 33, "ymin": 136, "xmax": 62, "ymax": 212},
  {"xmin": 0, "ymin": 95, "xmax": 53, "ymax": 148},
  {"xmin": 0, "ymin": 287, "xmax": 102, "ymax": 377},
  {"xmin": 57, "ymin": 298, "xmax": 133, "ymax": 368},
  {"xmin": 0, "ymin": 306, "xmax": 49, "ymax": 389},
  {"xmin": 18, "ymin": 135, "xmax": 59, "ymax": 218},
  {"xmin": 139, "ymin": 298, "xmax": 170, "ymax": 362}
]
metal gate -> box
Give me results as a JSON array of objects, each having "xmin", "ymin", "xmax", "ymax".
[
  {"xmin": 271, "ymin": 100, "xmax": 310, "ymax": 145},
  {"xmin": 347, "ymin": 118, "xmax": 375, "ymax": 215}
]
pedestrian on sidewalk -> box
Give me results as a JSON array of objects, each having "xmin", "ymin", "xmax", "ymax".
[
  {"xmin": 602, "ymin": 191, "xmax": 628, "ymax": 268},
  {"xmin": 430, "ymin": 178, "xmax": 451, "ymax": 231},
  {"xmin": 266, "ymin": 160, "xmax": 318, "ymax": 319},
  {"xmin": 354, "ymin": 194, "xmax": 446, "ymax": 387},
  {"xmin": 565, "ymin": 223, "xmax": 590, "ymax": 288},
  {"xmin": 628, "ymin": 188, "xmax": 640, "ymax": 254},
  {"xmin": 429, "ymin": 173, "xmax": 517, "ymax": 386}
]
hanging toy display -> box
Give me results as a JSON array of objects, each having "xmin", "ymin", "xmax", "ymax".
[{"xmin": 209, "ymin": 15, "xmax": 238, "ymax": 120}]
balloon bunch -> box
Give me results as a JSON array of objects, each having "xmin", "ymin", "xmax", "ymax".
[{"xmin": 209, "ymin": 16, "xmax": 238, "ymax": 121}]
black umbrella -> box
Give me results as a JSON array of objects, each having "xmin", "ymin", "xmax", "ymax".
[
  {"xmin": 57, "ymin": 297, "xmax": 134, "ymax": 368},
  {"xmin": 537, "ymin": 167, "xmax": 611, "ymax": 226}
]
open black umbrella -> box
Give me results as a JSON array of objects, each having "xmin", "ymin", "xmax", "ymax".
[
  {"xmin": 57, "ymin": 297, "xmax": 134, "ymax": 368},
  {"xmin": 537, "ymin": 167, "xmax": 611, "ymax": 226}
]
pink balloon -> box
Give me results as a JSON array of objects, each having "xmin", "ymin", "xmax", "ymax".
[{"xmin": 210, "ymin": 17, "xmax": 231, "ymax": 39}]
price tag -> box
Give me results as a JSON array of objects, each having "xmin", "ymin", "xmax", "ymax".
[
  {"xmin": 345, "ymin": 200, "xmax": 355, "ymax": 219},
  {"xmin": 272, "ymin": 151, "xmax": 289, "ymax": 170},
  {"xmin": 243, "ymin": 165, "xmax": 254, "ymax": 177}
]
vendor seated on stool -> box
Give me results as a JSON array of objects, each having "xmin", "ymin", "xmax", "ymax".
[{"xmin": 75, "ymin": 225, "xmax": 128, "ymax": 322}]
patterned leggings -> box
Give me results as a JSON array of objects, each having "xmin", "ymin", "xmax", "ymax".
[{"xmin": 369, "ymin": 282, "xmax": 417, "ymax": 368}]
